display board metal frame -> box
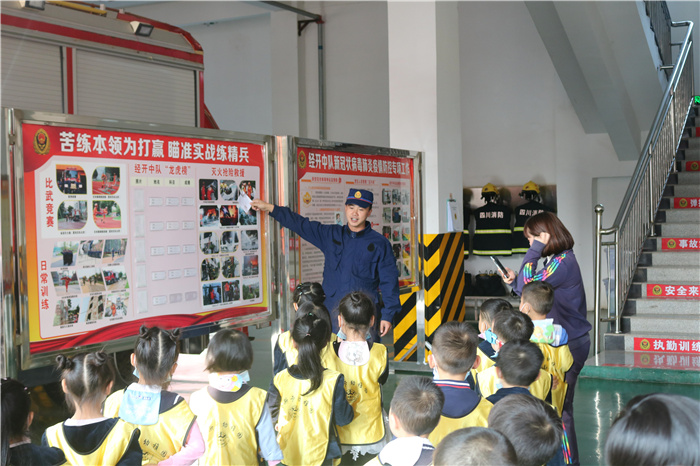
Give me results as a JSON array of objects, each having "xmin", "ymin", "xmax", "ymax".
[
  {"xmin": 274, "ymin": 135, "xmax": 426, "ymax": 370},
  {"xmin": 4, "ymin": 108, "xmax": 277, "ymax": 372}
]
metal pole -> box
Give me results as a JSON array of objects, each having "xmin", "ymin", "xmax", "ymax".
[
  {"xmin": 614, "ymin": 229, "xmax": 621, "ymax": 334},
  {"xmin": 648, "ymin": 160, "xmax": 656, "ymax": 237},
  {"xmin": 318, "ymin": 21, "xmax": 326, "ymax": 140},
  {"xmin": 594, "ymin": 204, "xmax": 604, "ymax": 354}
]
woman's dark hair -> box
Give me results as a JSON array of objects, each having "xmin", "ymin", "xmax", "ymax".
[
  {"xmin": 205, "ymin": 328, "xmax": 253, "ymax": 373},
  {"xmin": 1, "ymin": 378, "xmax": 32, "ymax": 466},
  {"xmin": 293, "ymin": 302, "xmax": 332, "ymax": 332},
  {"xmin": 523, "ymin": 212, "xmax": 574, "ymax": 256},
  {"xmin": 134, "ymin": 325, "xmax": 181, "ymax": 387},
  {"xmin": 291, "ymin": 314, "xmax": 330, "ymax": 395},
  {"xmin": 56, "ymin": 352, "xmax": 115, "ymax": 412},
  {"xmin": 293, "ymin": 282, "xmax": 326, "ymax": 307},
  {"xmin": 605, "ymin": 393, "xmax": 700, "ymax": 466},
  {"xmin": 338, "ymin": 291, "xmax": 375, "ymax": 332}
]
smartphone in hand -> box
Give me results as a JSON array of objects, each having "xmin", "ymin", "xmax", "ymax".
[{"xmin": 490, "ymin": 255, "xmax": 507, "ymax": 277}]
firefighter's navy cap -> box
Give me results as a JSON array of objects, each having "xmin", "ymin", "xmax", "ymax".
[{"xmin": 346, "ymin": 189, "xmax": 373, "ymax": 209}]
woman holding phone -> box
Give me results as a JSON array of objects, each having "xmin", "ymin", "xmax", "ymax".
[{"xmin": 501, "ymin": 211, "xmax": 590, "ymax": 466}]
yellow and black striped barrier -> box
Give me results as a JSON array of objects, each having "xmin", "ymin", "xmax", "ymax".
[{"xmin": 393, "ymin": 232, "xmax": 465, "ymax": 362}]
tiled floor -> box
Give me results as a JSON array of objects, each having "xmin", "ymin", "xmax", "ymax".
[{"xmin": 29, "ymin": 324, "xmax": 700, "ymax": 466}]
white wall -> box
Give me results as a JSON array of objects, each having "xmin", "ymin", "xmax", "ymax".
[{"xmin": 458, "ymin": 1, "xmax": 637, "ymax": 303}]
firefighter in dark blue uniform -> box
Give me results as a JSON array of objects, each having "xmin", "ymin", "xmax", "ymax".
[{"xmin": 251, "ymin": 189, "xmax": 400, "ymax": 340}]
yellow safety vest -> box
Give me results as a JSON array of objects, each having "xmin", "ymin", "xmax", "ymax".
[
  {"xmin": 535, "ymin": 342, "xmax": 574, "ymax": 414},
  {"xmin": 274, "ymin": 368, "xmax": 341, "ymax": 466},
  {"xmin": 103, "ymin": 389, "xmax": 196, "ymax": 464},
  {"xmin": 335, "ymin": 343, "xmax": 387, "ymax": 445},
  {"xmin": 470, "ymin": 346, "xmax": 496, "ymax": 383},
  {"xmin": 475, "ymin": 366, "xmax": 552, "ymax": 402},
  {"xmin": 189, "ymin": 386, "xmax": 266, "ymax": 466},
  {"xmin": 44, "ymin": 419, "xmax": 138, "ymax": 465},
  {"xmin": 428, "ymin": 397, "xmax": 492, "ymax": 447},
  {"xmin": 278, "ymin": 331, "xmax": 339, "ymax": 372}
]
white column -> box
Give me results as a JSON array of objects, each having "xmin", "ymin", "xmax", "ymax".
[
  {"xmin": 270, "ymin": 10, "xmax": 300, "ymax": 136},
  {"xmin": 388, "ymin": 1, "xmax": 464, "ymax": 234}
]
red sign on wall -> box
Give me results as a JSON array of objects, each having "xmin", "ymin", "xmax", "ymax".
[
  {"xmin": 634, "ymin": 337, "xmax": 700, "ymax": 353},
  {"xmin": 673, "ymin": 197, "xmax": 700, "ymax": 208},
  {"xmin": 646, "ymin": 284, "xmax": 700, "ymax": 299},
  {"xmin": 661, "ymin": 238, "xmax": 700, "ymax": 250}
]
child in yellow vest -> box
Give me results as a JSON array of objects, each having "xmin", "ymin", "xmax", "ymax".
[
  {"xmin": 485, "ymin": 340, "xmax": 544, "ymax": 404},
  {"xmin": 332, "ymin": 292, "xmax": 389, "ymax": 463},
  {"xmin": 273, "ymin": 282, "xmax": 338, "ymax": 375},
  {"xmin": 520, "ymin": 281, "xmax": 574, "ymax": 414},
  {"xmin": 474, "ymin": 309, "xmax": 553, "ymax": 404},
  {"xmin": 474, "ymin": 298, "xmax": 513, "ymax": 374},
  {"xmin": 427, "ymin": 321, "xmax": 492, "ymax": 447},
  {"xmin": 268, "ymin": 313, "xmax": 354, "ymax": 466},
  {"xmin": 3, "ymin": 377, "xmax": 65, "ymax": 466},
  {"xmin": 367, "ymin": 376, "xmax": 444, "ymax": 466},
  {"xmin": 103, "ymin": 325, "xmax": 205, "ymax": 464},
  {"xmin": 42, "ymin": 352, "xmax": 141, "ymax": 465},
  {"xmin": 189, "ymin": 328, "xmax": 282, "ymax": 465}
]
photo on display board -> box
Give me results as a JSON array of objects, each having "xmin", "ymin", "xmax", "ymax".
[
  {"xmin": 103, "ymin": 239, "xmax": 127, "ymax": 265},
  {"xmin": 51, "ymin": 271, "xmax": 80, "ymax": 297},
  {"xmin": 382, "ymin": 226, "xmax": 391, "ymax": 240},
  {"xmin": 56, "ymin": 164, "xmax": 87, "ymax": 195},
  {"xmin": 58, "ymin": 201, "xmax": 87, "ymax": 231},
  {"xmin": 239, "ymin": 180, "xmax": 256, "ymax": 200},
  {"xmin": 220, "ymin": 205, "xmax": 239, "ymax": 227},
  {"xmin": 93, "ymin": 201, "xmax": 121, "ymax": 229},
  {"xmin": 242, "ymin": 279, "xmax": 260, "ymax": 300},
  {"xmin": 222, "ymin": 280, "xmax": 240, "ymax": 303},
  {"xmin": 199, "ymin": 179, "xmax": 218, "ymax": 202},
  {"xmin": 402, "ymin": 208, "xmax": 409, "ymax": 222},
  {"xmin": 242, "ymin": 230, "xmax": 259, "ymax": 251},
  {"xmin": 77, "ymin": 267, "xmax": 106, "ymax": 294},
  {"xmin": 402, "ymin": 190, "xmax": 410, "ymax": 205},
  {"xmin": 201, "ymin": 258, "xmax": 220, "ymax": 282},
  {"xmin": 104, "ymin": 291, "xmax": 129, "ymax": 318},
  {"xmin": 403, "ymin": 243, "xmax": 411, "ymax": 259},
  {"xmin": 392, "ymin": 228, "xmax": 400, "ymax": 242},
  {"xmin": 77, "ymin": 240, "xmax": 104, "ymax": 267},
  {"xmin": 238, "ymin": 208, "xmax": 257, "ymax": 226},
  {"xmin": 203, "ymin": 282, "xmax": 222, "ymax": 306},
  {"xmin": 85, "ymin": 295, "xmax": 104, "ymax": 323},
  {"xmin": 383, "ymin": 208, "xmax": 391, "ymax": 223},
  {"xmin": 92, "ymin": 166, "xmax": 120, "ymax": 195},
  {"xmin": 220, "ymin": 231, "xmax": 239, "ymax": 253},
  {"xmin": 200, "ymin": 205, "xmax": 219, "ymax": 228},
  {"xmin": 222, "ymin": 256, "xmax": 240, "ymax": 279},
  {"xmin": 102, "ymin": 266, "xmax": 128, "ymax": 292},
  {"xmin": 219, "ymin": 180, "xmax": 239, "ymax": 201},
  {"xmin": 402, "ymin": 227, "xmax": 410, "ymax": 241},
  {"xmin": 392, "ymin": 189, "xmax": 400, "ymax": 205},
  {"xmin": 51, "ymin": 241, "xmax": 79, "ymax": 268},
  {"xmin": 382, "ymin": 189, "xmax": 391, "ymax": 205},
  {"xmin": 392, "ymin": 207, "xmax": 401, "ymax": 223},
  {"xmin": 334, "ymin": 212, "xmax": 343, "ymax": 225},
  {"xmin": 392, "ymin": 244, "xmax": 401, "ymax": 260},
  {"xmin": 200, "ymin": 232, "xmax": 219, "ymax": 255},
  {"xmin": 53, "ymin": 297, "xmax": 88, "ymax": 326},
  {"xmin": 242, "ymin": 255, "xmax": 259, "ymax": 276}
]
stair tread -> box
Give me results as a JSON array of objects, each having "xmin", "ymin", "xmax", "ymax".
[
  {"xmin": 623, "ymin": 313, "xmax": 700, "ymax": 320},
  {"xmin": 605, "ymin": 330, "xmax": 700, "ymax": 338}
]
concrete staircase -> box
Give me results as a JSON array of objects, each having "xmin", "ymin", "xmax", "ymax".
[{"xmin": 583, "ymin": 107, "xmax": 700, "ymax": 384}]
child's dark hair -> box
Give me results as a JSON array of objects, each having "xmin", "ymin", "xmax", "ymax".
[
  {"xmin": 134, "ymin": 325, "xmax": 181, "ymax": 386},
  {"xmin": 496, "ymin": 340, "xmax": 543, "ymax": 387},
  {"xmin": 488, "ymin": 394, "xmax": 563, "ymax": 466},
  {"xmin": 338, "ymin": 291, "xmax": 375, "ymax": 332},
  {"xmin": 605, "ymin": 393, "xmax": 700, "ymax": 466},
  {"xmin": 56, "ymin": 352, "xmax": 115, "ymax": 411},
  {"xmin": 294, "ymin": 301, "xmax": 332, "ymax": 333},
  {"xmin": 521, "ymin": 281, "xmax": 554, "ymax": 316},
  {"xmin": 492, "ymin": 309, "xmax": 534, "ymax": 343},
  {"xmin": 433, "ymin": 427, "xmax": 517, "ymax": 466},
  {"xmin": 292, "ymin": 313, "xmax": 330, "ymax": 395},
  {"xmin": 293, "ymin": 282, "xmax": 326, "ymax": 307},
  {"xmin": 205, "ymin": 328, "xmax": 253, "ymax": 373},
  {"xmin": 479, "ymin": 299, "xmax": 512, "ymax": 326},
  {"xmin": 432, "ymin": 321, "xmax": 478, "ymax": 375},
  {"xmin": 1, "ymin": 378, "xmax": 32, "ymax": 465},
  {"xmin": 390, "ymin": 376, "xmax": 444, "ymax": 436}
]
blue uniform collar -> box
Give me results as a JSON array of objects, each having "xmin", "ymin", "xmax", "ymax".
[{"xmin": 345, "ymin": 221, "xmax": 371, "ymax": 238}]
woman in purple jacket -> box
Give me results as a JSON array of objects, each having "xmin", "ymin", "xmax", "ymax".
[{"xmin": 502, "ymin": 212, "xmax": 591, "ymax": 466}]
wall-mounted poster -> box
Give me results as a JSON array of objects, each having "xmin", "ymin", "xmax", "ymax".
[
  {"xmin": 22, "ymin": 122, "xmax": 268, "ymax": 354},
  {"xmin": 295, "ymin": 147, "xmax": 416, "ymax": 287}
]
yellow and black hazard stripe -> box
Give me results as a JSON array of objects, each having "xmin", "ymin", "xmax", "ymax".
[{"xmin": 393, "ymin": 287, "xmax": 418, "ymax": 361}]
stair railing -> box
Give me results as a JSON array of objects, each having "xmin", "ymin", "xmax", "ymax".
[{"xmin": 593, "ymin": 20, "xmax": 695, "ymax": 354}]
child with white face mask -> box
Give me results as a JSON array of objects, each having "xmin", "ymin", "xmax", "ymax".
[{"xmin": 189, "ymin": 328, "xmax": 283, "ymax": 466}]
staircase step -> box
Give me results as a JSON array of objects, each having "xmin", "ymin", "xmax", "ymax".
[
  {"xmin": 661, "ymin": 206, "xmax": 700, "ymax": 222},
  {"xmin": 625, "ymin": 297, "xmax": 700, "ymax": 315},
  {"xmin": 582, "ymin": 350, "xmax": 700, "ymax": 384},
  {"xmin": 604, "ymin": 331, "xmax": 700, "ymax": 352},
  {"xmin": 635, "ymin": 266, "xmax": 700, "ymax": 282},
  {"xmin": 658, "ymin": 237, "xmax": 700, "ymax": 251},
  {"xmin": 686, "ymin": 137, "xmax": 700, "ymax": 149},
  {"xmin": 684, "ymin": 160, "xmax": 700, "ymax": 171},
  {"xmin": 659, "ymin": 222, "xmax": 700, "ymax": 236},
  {"xmin": 640, "ymin": 250, "xmax": 700, "ymax": 266},
  {"xmin": 678, "ymin": 171, "xmax": 700, "ymax": 184},
  {"xmin": 643, "ymin": 283, "xmax": 700, "ymax": 299},
  {"xmin": 626, "ymin": 314, "xmax": 700, "ymax": 333},
  {"xmin": 673, "ymin": 184, "xmax": 700, "ymax": 197},
  {"xmin": 683, "ymin": 148, "xmax": 700, "ymax": 159}
]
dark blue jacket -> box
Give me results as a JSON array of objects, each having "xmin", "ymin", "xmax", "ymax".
[{"xmin": 270, "ymin": 206, "xmax": 401, "ymax": 327}]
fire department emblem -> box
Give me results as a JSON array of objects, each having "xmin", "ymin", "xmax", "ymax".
[
  {"xmin": 639, "ymin": 339, "xmax": 650, "ymax": 350},
  {"xmin": 652, "ymin": 285, "xmax": 663, "ymax": 296},
  {"xmin": 690, "ymin": 161, "xmax": 699, "ymax": 171},
  {"xmin": 33, "ymin": 128, "xmax": 50, "ymax": 155},
  {"xmin": 667, "ymin": 239, "xmax": 677, "ymax": 249},
  {"xmin": 679, "ymin": 198, "xmax": 688, "ymax": 208},
  {"xmin": 354, "ymin": 191, "xmax": 362, "ymax": 199},
  {"xmin": 303, "ymin": 191, "xmax": 312, "ymax": 205},
  {"xmin": 298, "ymin": 150, "xmax": 307, "ymax": 169}
]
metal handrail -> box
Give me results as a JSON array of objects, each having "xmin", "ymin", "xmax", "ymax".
[{"xmin": 593, "ymin": 20, "xmax": 694, "ymax": 354}]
